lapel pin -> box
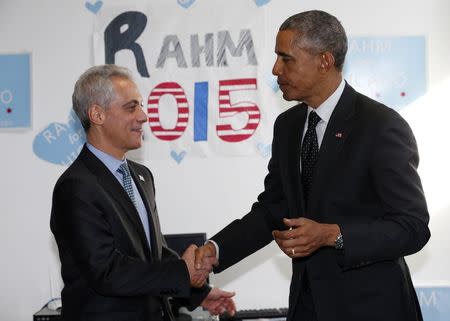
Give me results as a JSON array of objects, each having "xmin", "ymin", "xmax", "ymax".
[
  {"xmin": 138, "ymin": 175, "xmax": 145, "ymax": 182},
  {"xmin": 335, "ymin": 132, "xmax": 343, "ymax": 138}
]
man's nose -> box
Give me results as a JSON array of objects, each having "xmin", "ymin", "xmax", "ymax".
[
  {"xmin": 272, "ymin": 58, "xmax": 281, "ymax": 76},
  {"xmin": 138, "ymin": 107, "xmax": 147, "ymax": 123}
]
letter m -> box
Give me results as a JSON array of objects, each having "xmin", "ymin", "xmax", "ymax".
[
  {"xmin": 418, "ymin": 290, "xmax": 437, "ymax": 307},
  {"xmin": 217, "ymin": 29, "xmax": 257, "ymax": 66}
]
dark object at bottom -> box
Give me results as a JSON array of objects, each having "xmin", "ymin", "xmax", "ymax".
[
  {"xmin": 220, "ymin": 308, "xmax": 288, "ymax": 320},
  {"xmin": 33, "ymin": 307, "xmax": 61, "ymax": 321}
]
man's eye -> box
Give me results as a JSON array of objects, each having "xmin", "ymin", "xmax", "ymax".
[{"xmin": 124, "ymin": 101, "xmax": 143, "ymax": 110}]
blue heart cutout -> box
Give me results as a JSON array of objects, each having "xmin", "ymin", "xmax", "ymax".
[
  {"xmin": 33, "ymin": 110, "xmax": 86, "ymax": 166},
  {"xmin": 85, "ymin": 0, "xmax": 103, "ymax": 14},
  {"xmin": 177, "ymin": 0, "xmax": 195, "ymax": 9},
  {"xmin": 257, "ymin": 142, "xmax": 272, "ymax": 158},
  {"xmin": 254, "ymin": 0, "xmax": 271, "ymax": 7},
  {"xmin": 265, "ymin": 74, "xmax": 279, "ymax": 92},
  {"xmin": 170, "ymin": 150, "xmax": 187, "ymax": 164}
]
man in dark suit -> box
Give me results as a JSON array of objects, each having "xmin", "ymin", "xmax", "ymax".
[
  {"xmin": 195, "ymin": 10, "xmax": 430, "ymax": 321},
  {"xmin": 50, "ymin": 64, "xmax": 236, "ymax": 321}
]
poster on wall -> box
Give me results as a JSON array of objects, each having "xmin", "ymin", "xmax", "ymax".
[
  {"xmin": 32, "ymin": 2, "xmax": 428, "ymax": 165},
  {"xmin": 32, "ymin": 110, "xmax": 86, "ymax": 166},
  {"xmin": 416, "ymin": 287, "xmax": 450, "ymax": 321},
  {"xmin": 0, "ymin": 53, "xmax": 31, "ymax": 129},
  {"xmin": 92, "ymin": 1, "xmax": 277, "ymax": 160},
  {"xmin": 344, "ymin": 36, "xmax": 426, "ymax": 111},
  {"xmin": 90, "ymin": 2, "xmax": 427, "ymax": 161}
]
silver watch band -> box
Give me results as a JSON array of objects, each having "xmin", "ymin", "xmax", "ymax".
[{"xmin": 335, "ymin": 233, "xmax": 344, "ymax": 250}]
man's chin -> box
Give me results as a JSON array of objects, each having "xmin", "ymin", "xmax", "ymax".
[
  {"xmin": 281, "ymin": 90, "xmax": 302, "ymax": 102},
  {"xmin": 281, "ymin": 92, "xmax": 295, "ymax": 101},
  {"xmin": 129, "ymin": 141, "xmax": 142, "ymax": 151}
]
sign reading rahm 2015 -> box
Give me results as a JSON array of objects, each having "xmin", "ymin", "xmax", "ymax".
[
  {"xmin": 92, "ymin": 2, "xmax": 425, "ymax": 161},
  {"xmin": 94, "ymin": 3, "xmax": 272, "ymax": 159}
]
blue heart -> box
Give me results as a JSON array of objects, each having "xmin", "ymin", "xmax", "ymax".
[
  {"xmin": 85, "ymin": 0, "xmax": 103, "ymax": 14},
  {"xmin": 254, "ymin": 0, "xmax": 271, "ymax": 7},
  {"xmin": 170, "ymin": 150, "xmax": 187, "ymax": 164},
  {"xmin": 33, "ymin": 110, "xmax": 86, "ymax": 166},
  {"xmin": 265, "ymin": 74, "xmax": 279, "ymax": 92},
  {"xmin": 257, "ymin": 142, "xmax": 271, "ymax": 158},
  {"xmin": 177, "ymin": 0, "xmax": 195, "ymax": 9}
]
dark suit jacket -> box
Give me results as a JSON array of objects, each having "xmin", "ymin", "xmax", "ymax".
[
  {"xmin": 50, "ymin": 146, "xmax": 209, "ymax": 321},
  {"xmin": 211, "ymin": 84, "xmax": 430, "ymax": 321}
]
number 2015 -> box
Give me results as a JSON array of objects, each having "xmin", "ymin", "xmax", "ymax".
[{"xmin": 147, "ymin": 78, "xmax": 260, "ymax": 143}]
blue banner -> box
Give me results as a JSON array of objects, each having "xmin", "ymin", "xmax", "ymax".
[
  {"xmin": 0, "ymin": 53, "xmax": 31, "ymax": 128},
  {"xmin": 417, "ymin": 287, "xmax": 450, "ymax": 321},
  {"xmin": 344, "ymin": 36, "xmax": 426, "ymax": 111}
]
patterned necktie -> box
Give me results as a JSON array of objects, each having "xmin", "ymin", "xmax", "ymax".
[
  {"xmin": 117, "ymin": 163, "xmax": 136, "ymax": 206},
  {"xmin": 301, "ymin": 111, "xmax": 321, "ymax": 203}
]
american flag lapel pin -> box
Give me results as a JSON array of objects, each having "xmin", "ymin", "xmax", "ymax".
[
  {"xmin": 138, "ymin": 174, "xmax": 145, "ymax": 182},
  {"xmin": 335, "ymin": 132, "xmax": 343, "ymax": 138}
]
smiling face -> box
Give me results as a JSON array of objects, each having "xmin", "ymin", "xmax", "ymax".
[
  {"xmin": 272, "ymin": 29, "xmax": 324, "ymax": 105},
  {"xmin": 97, "ymin": 76, "xmax": 147, "ymax": 159}
]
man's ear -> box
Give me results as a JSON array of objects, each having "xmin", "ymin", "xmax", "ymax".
[
  {"xmin": 319, "ymin": 52, "xmax": 335, "ymax": 72},
  {"xmin": 88, "ymin": 104, "xmax": 105, "ymax": 126}
]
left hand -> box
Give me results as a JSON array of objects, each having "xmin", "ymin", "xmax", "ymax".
[
  {"xmin": 272, "ymin": 217, "xmax": 339, "ymax": 258},
  {"xmin": 201, "ymin": 287, "xmax": 236, "ymax": 316}
]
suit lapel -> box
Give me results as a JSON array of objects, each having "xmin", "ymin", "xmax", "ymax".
[
  {"xmin": 80, "ymin": 146, "xmax": 151, "ymax": 260},
  {"xmin": 128, "ymin": 163, "xmax": 163, "ymax": 260},
  {"xmin": 307, "ymin": 84, "xmax": 357, "ymax": 214}
]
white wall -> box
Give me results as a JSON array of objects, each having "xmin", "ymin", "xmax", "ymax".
[{"xmin": 0, "ymin": 0, "xmax": 449, "ymax": 320}]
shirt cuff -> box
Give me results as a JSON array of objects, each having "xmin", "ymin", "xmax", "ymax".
[{"xmin": 205, "ymin": 240, "xmax": 220, "ymax": 261}]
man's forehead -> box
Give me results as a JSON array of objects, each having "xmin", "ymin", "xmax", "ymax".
[
  {"xmin": 276, "ymin": 30, "xmax": 299, "ymax": 44},
  {"xmin": 275, "ymin": 30, "xmax": 299, "ymax": 51},
  {"xmin": 111, "ymin": 76, "xmax": 134, "ymax": 86}
]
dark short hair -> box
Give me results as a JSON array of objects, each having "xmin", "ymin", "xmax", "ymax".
[{"xmin": 280, "ymin": 10, "xmax": 348, "ymax": 71}]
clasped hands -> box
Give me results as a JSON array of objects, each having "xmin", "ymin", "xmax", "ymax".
[
  {"xmin": 272, "ymin": 217, "xmax": 340, "ymax": 258},
  {"xmin": 182, "ymin": 244, "xmax": 236, "ymax": 316},
  {"xmin": 181, "ymin": 217, "xmax": 337, "ymax": 315},
  {"xmin": 182, "ymin": 244, "xmax": 217, "ymax": 288}
]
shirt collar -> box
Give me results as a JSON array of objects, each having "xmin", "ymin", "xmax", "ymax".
[
  {"xmin": 307, "ymin": 78, "xmax": 345, "ymax": 123},
  {"xmin": 86, "ymin": 143, "xmax": 127, "ymax": 174}
]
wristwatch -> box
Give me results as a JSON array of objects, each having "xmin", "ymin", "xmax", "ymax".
[{"xmin": 335, "ymin": 233, "xmax": 344, "ymax": 250}]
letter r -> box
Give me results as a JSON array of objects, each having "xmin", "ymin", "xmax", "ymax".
[{"xmin": 104, "ymin": 11, "xmax": 150, "ymax": 78}]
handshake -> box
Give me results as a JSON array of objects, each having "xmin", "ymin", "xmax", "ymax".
[
  {"xmin": 182, "ymin": 243, "xmax": 236, "ymax": 316},
  {"xmin": 181, "ymin": 242, "xmax": 217, "ymax": 288}
]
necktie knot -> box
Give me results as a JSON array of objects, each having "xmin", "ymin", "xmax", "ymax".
[
  {"xmin": 118, "ymin": 162, "xmax": 136, "ymax": 205},
  {"xmin": 118, "ymin": 163, "xmax": 131, "ymax": 178},
  {"xmin": 308, "ymin": 111, "xmax": 321, "ymax": 129}
]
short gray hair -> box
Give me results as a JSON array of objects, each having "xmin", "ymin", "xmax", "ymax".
[
  {"xmin": 72, "ymin": 64, "xmax": 133, "ymax": 131},
  {"xmin": 280, "ymin": 10, "xmax": 348, "ymax": 71}
]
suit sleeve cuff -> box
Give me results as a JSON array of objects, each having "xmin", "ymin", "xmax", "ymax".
[{"xmin": 206, "ymin": 240, "xmax": 220, "ymax": 261}]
